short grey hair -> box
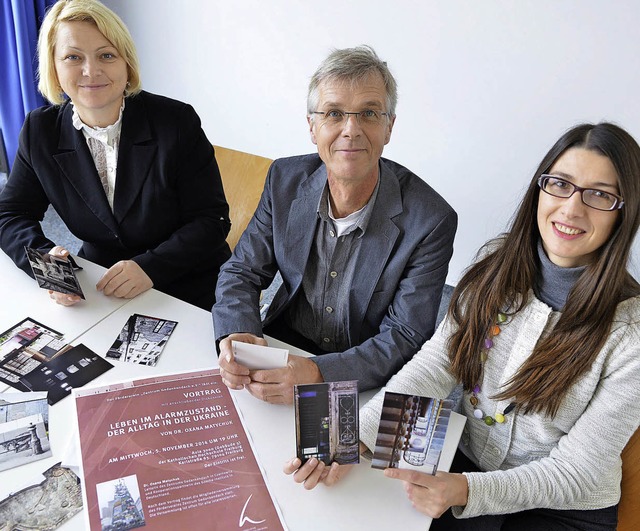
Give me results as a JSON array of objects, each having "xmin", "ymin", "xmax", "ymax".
[{"xmin": 307, "ymin": 45, "xmax": 398, "ymax": 117}]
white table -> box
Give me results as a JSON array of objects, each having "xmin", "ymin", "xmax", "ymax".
[
  {"xmin": 0, "ymin": 251, "xmax": 462, "ymax": 530},
  {"xmin": 0, "ymin": 251, "xmax": 129, "ymax": 344}
]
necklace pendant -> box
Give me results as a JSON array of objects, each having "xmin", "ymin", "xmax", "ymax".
[
  {"xmin": 484, "ymin": 416, "xmax": 495, "ymax": 426},
  {"xmin": 473, "ymin": 408, "xmax": 484, "ymax": 419},
  {"xmin": 494, "ymin": 413, "xmax": 505, "ymax": 423}
]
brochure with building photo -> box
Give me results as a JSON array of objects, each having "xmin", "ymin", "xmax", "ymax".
[
  {"xmin": 0, "ymin": 392, "xmax": 51, "ymax": 472},
  {"xmin": 294, "ymin": 381, "xmax": 359, "ymax": 466},
  {"xmin": 0, "ymin": 462, "xmax": 82, "ymax": 530},
  {"xmin": 107, "ymin": 314, "xmax": 178, "ymax": 366},
  {"xmin": 0, "ymin": 318, "xmax": 70, "ymax": 390},
  {"xmin": 25, "ymin": 247, "xmax": 85, "ymax": 299},
  {"xmin": 0, "ymin": 319, "xmax": 113, "ymax": 404},
  {"xmin": 21, "ymin": 344, "xmax": 113, "ymax": 405},
  {"xmin": 74, "ymin": 369, "xmax": 284, "ymax": 531},
  {"xmin": 371, "ymin": 392, "xmax": 456, "ymax": 474}
]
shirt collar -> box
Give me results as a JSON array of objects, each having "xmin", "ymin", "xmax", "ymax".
[
  {"xmin": 317, "ymin": 175, "xmax": 380, "ymax": 237},
  {"xmin": 72, "ymin": 99, "xmax": 125, "ymax": 146}
]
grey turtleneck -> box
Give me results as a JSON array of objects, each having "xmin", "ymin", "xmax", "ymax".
[{"xmin": 534, "ymin": 241, "xmax": 586, "ymax": 311}]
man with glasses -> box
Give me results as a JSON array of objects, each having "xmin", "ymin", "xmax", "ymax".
[{"xmin": 213, "ymin": 45, "xmax": 457, "ymax": 404}]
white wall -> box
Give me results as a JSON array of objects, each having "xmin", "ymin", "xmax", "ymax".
[{"xmin": 104, "ymin": 0, "xmax": 640, "ymax": 284}]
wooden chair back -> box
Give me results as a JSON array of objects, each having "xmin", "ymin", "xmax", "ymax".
[
  {"xmin": 619, "ymin": 427, "xmax": 640, "ymax": 530},
  {"xmin": 214, "ymin": 145, "xmax": 272, "ymax": 250}
]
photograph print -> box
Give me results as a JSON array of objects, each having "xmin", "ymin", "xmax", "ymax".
[
  {"xmin": 107, "ymin": 314, "xmax": 178, "ymax": 366},
  {"xmin": 294, "ymin": 380, "xmax": 359, "ymax": 466},
  {"xmin": 371, "ymin": 392, "xmax": 454, "ymax": 475},
  {"xmin": 96, "ymin": 474, "xmax": 145, "ymax": 531},
  {"xmin": 25, "ymin": 247, "xmax": 85, "ymax": 299},
  {"xmin": 0, "ymin": 392, "xmax": 51, "ymax": 472}
]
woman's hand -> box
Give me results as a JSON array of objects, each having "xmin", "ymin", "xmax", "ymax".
[
  {"xmin": 47, "ymin": 246, "xmax": 82, "ymax": 306},
  {"xmin": 283, "ymin": 457, "xmax": 353, "ymax": 489},
  {"xmin": 383, "ymin": 469, "xmax": 469, "ymax": 518},
  {"xmin": 96, "ymin": 260, "xmax": 153, "ymax": 299}
]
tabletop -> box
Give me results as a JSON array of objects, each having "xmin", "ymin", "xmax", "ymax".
[{"xmin": 0, "ymin": 251, "xmax": 463, "ymax": 530}]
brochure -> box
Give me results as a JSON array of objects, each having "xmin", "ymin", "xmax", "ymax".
[
  {"xmin": 107, "ymin": 314, "xmax": 178, "ymax": 366},
  {"xmin": 371, "ymin": 392, "xmax": 455, "ymax": 474},
  {"xmin": 294, "ymin": 381, "xmax": 359, "ymax": 465},
  {"xmin": 0, "ymin": 392, "xmax": 51, "ymax": 472},
  {"xmin": 25, "ymin": 246, "xmax": 85, "ymax": 299},
  {"xmin": 74, "ymin": 369, "xmax": 284, "ymax": 530},
  {"xmin": 0, "ymin": 318, "xmax": 113, "ymax": 404}
]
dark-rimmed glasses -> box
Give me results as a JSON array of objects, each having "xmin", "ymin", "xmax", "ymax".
[
  {"xmin": 312, "ymin": 109, "xmax": 389, "ymax": 127},
  {"xmin": 537, "ymin": 175, "xmax": 624, "ymax": 211}
]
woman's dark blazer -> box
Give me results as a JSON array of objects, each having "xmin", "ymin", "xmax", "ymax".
[{"xmin": 0, "ymin": 91, "xmax": 231, "ymax": 310}]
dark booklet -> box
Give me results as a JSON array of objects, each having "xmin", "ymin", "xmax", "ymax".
[
  {"xmin": 294, "ymin": 380, "xmax": 360, "ymax": 465},
  {"xmin": 25, "ymin": 246, "xmax": 85, "ymax": 299},
  {"xmin": 371, "ymin": 392, "xmax": 455, "ymax": 475}
]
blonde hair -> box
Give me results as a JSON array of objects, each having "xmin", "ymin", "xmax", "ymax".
[{"xmin": 37, "ymin": 0, "xmax": 141, "ymax": 104}]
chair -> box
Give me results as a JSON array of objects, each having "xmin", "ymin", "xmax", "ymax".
[
  {"xmin": 214, "ymin": 145, "xmax": 272, "ymax": 250},
  {"xmin": 618, "ymin": 427, "xmax": 640, "ymax": 530}
]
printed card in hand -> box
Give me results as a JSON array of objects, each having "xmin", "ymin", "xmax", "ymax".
[
  {"xmin": 294, "ymin": 381, "xmax": 359, "ymax": 465},
  {"xmin": 107, "ymin": 314, "xmax": 178, "ymax": 366},
  {"xmin": 25, "ymin": 247, "xmax": 84, "ymax": 299},
  {"xmin": 371, "ymin": 392, "xmax": 454, "ymax": 475},
  {"xmin": 231, "ymin": 341, "xmax": 288, "ymax": 369}
]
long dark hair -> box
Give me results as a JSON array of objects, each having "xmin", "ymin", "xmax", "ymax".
[{"xmin": 448, "ymin": 123, "xmax": 640, "ymax": 416}]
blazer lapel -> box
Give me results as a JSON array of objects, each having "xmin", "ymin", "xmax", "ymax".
[
  {"xmin": 348, "ymin": 160, "xmax": 402, "ymax": 341},
  {"xmin": 53, "ymin": 103, "xmax": 119, "ymax": 234},
  {"xmin": 283, "ymin": 164, "xmax": 327, "ymax": 290},
  {"xmin": 113, "ymin": 96, "xmax": 157, "ymax": 223}
]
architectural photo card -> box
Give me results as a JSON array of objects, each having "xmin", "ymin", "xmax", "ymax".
[
  {"xmin": 294, "ymin": 380, "xmax": 359, "ymax": 466},
  {"xmin": 0, "ymin": 392, "xmax": 51, "ymax": 472},
  {"xmin": 107, "ymin": 314, "xmax": 178, "ymax": 366},
  {"xmin": 25, "ymin": 247, "xmax": 85, "ymax": 299},
  {"xmin": 21, "ymin": 344, "xmax": 114, "ymax": 405},
  {"xmin": 371, "ymin": 392, "xmax": 455, "ymax": 475},
  {"xmin": 0, "ymin": 318, "xmax": 70, "ymax": 390},
  {"xmin": 0, "ymin": 462, "xmax": 82, "ymax": 530}
]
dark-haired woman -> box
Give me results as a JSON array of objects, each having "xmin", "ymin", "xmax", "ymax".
[{"xmin": 286, "ymin": 122, "xmax": 640, "ymax": 530}]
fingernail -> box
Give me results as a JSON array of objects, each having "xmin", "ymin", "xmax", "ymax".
[{"xmin": 226, "ymin": 354, "xmax": 231, "ymax": 363}]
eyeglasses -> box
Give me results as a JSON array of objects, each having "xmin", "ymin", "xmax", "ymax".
[
  {"xmin": 537, "ymin": 175, "xmax": 624, "ymax": 211},
  {"xmin": 312, "ymin": 109, "xmax": 389, "ymax": 127}
]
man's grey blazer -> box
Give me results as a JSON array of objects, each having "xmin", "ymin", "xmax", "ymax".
[{"xmin": 213, "ymin": 153, "xmax": 457, "ymax": 390}]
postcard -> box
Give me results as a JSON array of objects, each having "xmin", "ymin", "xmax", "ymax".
[
  {"xmin": 107, "ymin": 314, "xmax": 178, "ymax": 366},
  {"xmin": 232, "ymin": 341, "xmax": 288, "ymax": 370},
  {"xmin": 74, "ymin": 369, "xmax": 284, "ymax": 530},
  {"xmin": 0, "ymin": 318, "xmax": 69, "ymax": 390},
  {"xmin": 25, "ymin": 246, "xmax": 85, "ymax": 299},
  {"xmin": 20, "ymin": 344, "xmax": 113, "ymax": 405},
  {"xmin": 0, "ymin": 392, "xmax": 51, "ymax": 472},
  {"xmin": 294, "ymin": 380, "xmax": 359, "ymax": 466},
  {"xmin": 371, "ymin": 392, "xmax": 455, "ymax": 475},
  {"xmin": 0, "ymin": 462, "xmax": 82, "ymax": 530}
]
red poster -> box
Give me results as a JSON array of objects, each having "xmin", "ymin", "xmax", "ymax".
[{"xmin": 75, "ymin": 369, "xmax": 284, "ymax": 530}]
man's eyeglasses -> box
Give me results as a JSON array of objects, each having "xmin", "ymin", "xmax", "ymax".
[
  {"xmin": 537, "ymin": 174, "xmax": 624, "ymax": 211},
  {"xmin": 312, "ymin": 109, "xmax": 389, "ymax": 127}
]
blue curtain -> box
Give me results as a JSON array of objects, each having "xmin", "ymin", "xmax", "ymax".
[{"xmin": 0, "ymin": 0, "xmax": 55, "ymax": 172}]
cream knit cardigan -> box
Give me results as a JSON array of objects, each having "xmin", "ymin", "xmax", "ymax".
[{"xmin": 359, "ymin": 291, "xmax": 640, "ymax": 518}]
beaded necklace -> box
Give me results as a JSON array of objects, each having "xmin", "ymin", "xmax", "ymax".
[{"xmin": 469, "ymin": 312, "xmax": 516, "ymax": 425}]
